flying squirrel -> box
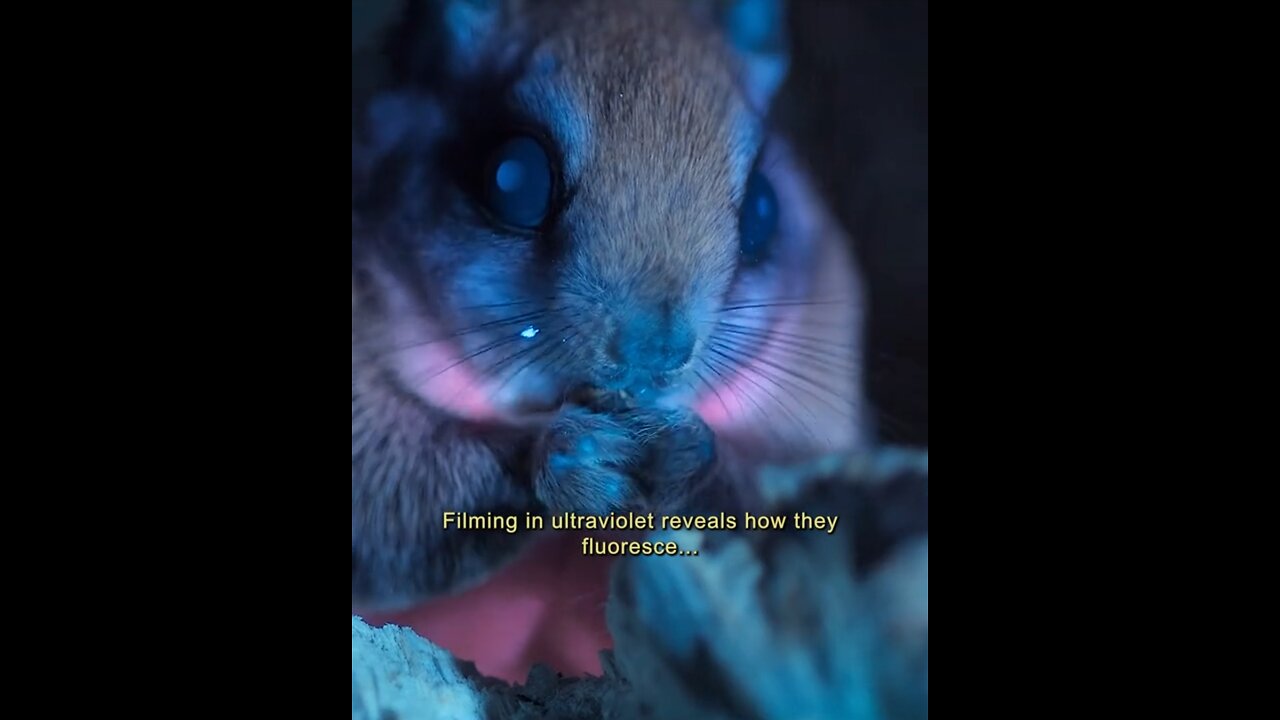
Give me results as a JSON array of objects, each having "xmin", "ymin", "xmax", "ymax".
[{"xmin": 352, "ymin": 0, "xmax": 866, "ymax": 611}]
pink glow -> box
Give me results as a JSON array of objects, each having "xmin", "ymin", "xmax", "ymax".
[
  {"xmin": 692, "ymin": 302, "xmax": 858, "ymax": 452},
  {"xmin": 402, "ymin": 335, "xmax": 502, "ymax": 421},
  {"xmin": 363, "ymin": 533, "xmax": 618, "ymax": 682},
  {"xmin": 381, "ymin": 278, "xmax": 504, "ymax": 422}
]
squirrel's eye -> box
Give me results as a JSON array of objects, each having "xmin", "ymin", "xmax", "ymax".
[
  {"xmin": 739, "ymin": 169, "xmax": 779, "ymax": 265},
  {"xmin": 483, "ymin": 135, "xmax": 554, "ymax": 229}
]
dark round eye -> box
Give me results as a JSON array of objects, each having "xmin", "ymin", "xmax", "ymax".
[
  {"xmin": 739, "ymin": 170, "xmax": 779, "ymax": 265},
  {"xmin": 483, "ymin": 135, "xmax": 554, "ymax": 230}
]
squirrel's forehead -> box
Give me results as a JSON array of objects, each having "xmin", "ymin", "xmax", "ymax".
[{"xmin": 507, "ymin": 46, "xmax": 764, "ymax": 192}]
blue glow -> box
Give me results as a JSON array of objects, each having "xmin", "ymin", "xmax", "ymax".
[
  {"xmin": 496, "ymin": 160, "xmax": 525, "ymax": 192},
  {"xmin": 520, "ymin": 325, "xmax": 540, "ymax": 339},
  {"xmin": 485, "ymin": 136, "xmax": 553, "ymax": 228}
]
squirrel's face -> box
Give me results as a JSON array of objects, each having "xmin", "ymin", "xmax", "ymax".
[{"xmin": 354, "ymin": 0, "xmax": 848, "ymax": 438}]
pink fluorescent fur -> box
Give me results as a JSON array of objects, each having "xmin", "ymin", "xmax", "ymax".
[
  {"xmin": 364, "ymin": 533, "xmax": 617, "ymax": 682},
  {"xmin": 377, "ymin": 309, "xmax": 849, "ymax": 680},
  {"xmin": 384, "ymin": 288, "xmax": 503, "ymax": 421},
  {"xmin": 693, "ymin": 304, "xmax": 853, "ymax": 450}
]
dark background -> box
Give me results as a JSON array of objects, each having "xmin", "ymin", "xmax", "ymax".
[{"xmin": 780, "ymin": 0, "xmax": 928, "ymax": 447}]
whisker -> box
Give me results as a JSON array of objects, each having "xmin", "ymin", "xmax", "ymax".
[
  {"xmin": 720, "ymin": 293, "xmax": 851, "ymax": 306},
  {"xmin": 691, "ymin": 367, "xmax": 732, "ymax": 423},
  {"xmin": 711, "ymin": 325, "xmax": 859, "ymax": 370},
  {"xmin": 711, "ymin": 340, "xmax": 856, "ymax": 422},
  {"xmin": 748, "ymin": 342, "xmax": 860, "ymax": 376},
  {"xmin": 717, "ymin": 335, "xmax": 856, "ymax": 392},
  {"xmin": 455, "ymin": 297, "xmax": 554, "ymax": 311},
  {"xmin": 705, "ymin": 313, "xmax": 858, "ymax": 334},
  {"xmin": 437, "ymin": 326, "xmax": 566, "ymax": 410},
  {"xmin": 715, "ymin": 321, "xmax": 857, "ymax": 351},
  {"xmin": 476, "ymin": 336, "xmax": 553, "ymax": 381},
  {"xmin": 706, "ymin": 345, "xmax": 824, "ymax": 438},
  {"xmin": 718, "ymin": 297, "xmax": 854, "ymax": 313},
  {"xmin": 486, "ymin": 328, "xmax": 577, "ymax": 398},
  {"xmin": 699, "ymin": 353, "xmax": 787, "ymax": 446},
  {"xmin": 530, "ymin": 336, "xmax": 585, "ymax": 405},
  {"xmin": 413, "ymin": 332, "xmax": 528, "ymax": 385},
  {"xmin": 702, "ymin": 349, "xmax": 820, "ymax": 447},
  {"xmin": 380, "ymin": 309, "xmax": 555, "ymax": 356},
  {"xmin": 698, "ymin": 355, "xmax": 751, "ymax": 419}
]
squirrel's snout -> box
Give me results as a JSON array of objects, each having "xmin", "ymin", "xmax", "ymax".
[{"xmin": 598, "ymin": 304, "xmax": 696, "ymax": 392}]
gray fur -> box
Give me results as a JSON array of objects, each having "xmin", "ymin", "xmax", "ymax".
[{"xmin": 352, "ymin": 0, "xmax": 864, "ymax": 609}]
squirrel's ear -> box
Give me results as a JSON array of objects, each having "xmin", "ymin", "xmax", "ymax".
[
  {"xmin": 352, "ymin": 0, "xmax": 506, "ymax": 91},
  {"xmin": 697, "ymin": 0, "xmax": 790, "ymax": 112},
  {"xmin": 434, "ymin": 0, "xmax": 505, "ymax": 74}
]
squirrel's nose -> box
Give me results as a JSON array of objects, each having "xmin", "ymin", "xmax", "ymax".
[{"xmin": 606, "ymin": 304, "xmax": 695, "ymax": 376}]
